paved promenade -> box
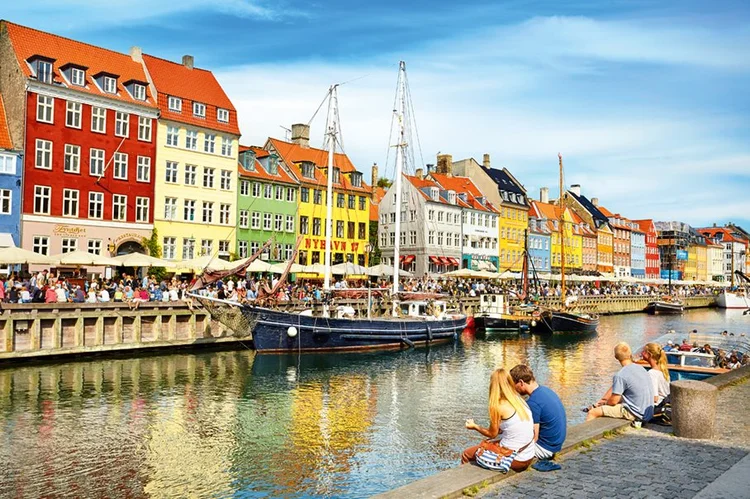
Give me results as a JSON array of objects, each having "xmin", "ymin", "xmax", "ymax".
[{"xmin": 478, "ymin": 378, "xmax": 750, "ymax": 499}]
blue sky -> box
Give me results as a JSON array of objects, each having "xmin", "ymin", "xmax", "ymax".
[{"xmin": 8, "ymin": 0, "xmax": 750, "ymax": 228}]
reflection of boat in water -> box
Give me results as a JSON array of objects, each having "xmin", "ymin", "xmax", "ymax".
[{"xmin": 644, "ymin": 298, "xmax": 684, "ymax": 315}]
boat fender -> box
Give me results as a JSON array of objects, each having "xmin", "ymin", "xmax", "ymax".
[
  {"xmin": 401, "ymin": 337, "xmax": 415, "ymax": 348},
  {"xmin": 426, "ymin": 324, "xmax": 433, "ymax": 343},
  {"xmin": 287, "ymin": 326, "xmax": 298, "ymax": 338}
]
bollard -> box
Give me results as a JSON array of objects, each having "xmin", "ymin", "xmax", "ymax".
[{"xmin": 670, "ymin": 379, "xmax": 717, "ymax": 439}]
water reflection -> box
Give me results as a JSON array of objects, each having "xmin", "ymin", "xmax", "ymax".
[{"xmin": 0, "ymin": 309, "xmax": 746, "ymax": 498}]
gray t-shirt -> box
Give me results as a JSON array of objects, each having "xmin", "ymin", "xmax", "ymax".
[{"xmin": 612, "ymin": 363, "xmax": 655, "ymax": 421}]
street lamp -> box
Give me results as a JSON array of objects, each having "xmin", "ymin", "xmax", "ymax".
[{"xmin": 365, "ymin": 242, "xmax": 373, "ymax": 267}]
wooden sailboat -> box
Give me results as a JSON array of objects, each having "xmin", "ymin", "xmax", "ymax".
[
  {"xmin": 532, "ymin": 154, "xmax": 599, "ymax": 334},
  {"xmin": 645, "ymin": 233, "xmax": 684, "ymax": 314}
]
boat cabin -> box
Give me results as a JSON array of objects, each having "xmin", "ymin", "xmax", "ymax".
[
  {"xmin": 665, "ymin": 351, "xmax": 718, "ymax": 369},
  {"xmin": 400, "ymin": 300, "xmax": 448, "ymax": 319},
  {"xmin": 479, "ymin": 294, "xmax": 506, "ymax": 315}
]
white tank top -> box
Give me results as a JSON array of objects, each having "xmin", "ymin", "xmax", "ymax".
[{"xmin": 499, "ymin": 406, "xmax": 535, "ymax": 462}]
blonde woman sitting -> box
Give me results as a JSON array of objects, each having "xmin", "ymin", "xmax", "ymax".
[
  {"xmin": 642, "ymin": 342, "xmax": 671, "ymax": 406},
  {"xmin": 462, "ymin": 368, "xmax": 535, "ymax": 472}
]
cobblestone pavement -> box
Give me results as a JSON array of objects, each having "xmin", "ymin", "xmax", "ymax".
[{"xmin": 479, "ymin": 379, "xmax": 750, "ymax": 499}]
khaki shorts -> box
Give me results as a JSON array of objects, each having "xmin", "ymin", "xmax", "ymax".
[{"xmin": 600, "ymin": 403, "xmax": 637, "ymax": 421}]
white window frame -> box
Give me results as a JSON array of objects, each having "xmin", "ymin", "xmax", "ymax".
[
  {"xmin": 166, "ymin": 125, "xmax": 179, "ymax": 147},
  {"xmin": 138, "ymin": 116, "xmax": 152, "ymax": 142},
  {"xmin": 91, "ymin": 106, "xmax": 106, "ymax": 133},
  {"xmin": 115, "ymin": 112, "xmax": 129, "ymax": 137},
  {"xmin": 89, "ymin": 192, "xmax": 104, "ymax": 219},
  {"xmin": 182, "ymin": 238, "xmax": 195, "ymax": 259},
  {"xmin": 36, "ymin": 60, "xmax": 53, "ymax": 84},
  {"xmin": 62, "ymin": 188, "xmax": 79, "ymax": 217},
  {"xmin": 66, "ymin": 101, "xmax": 82, "ymax": 129},
  {"xmin": 274, "ymin": 214, "xmax": 283, "ymax": 232},
  {"xmin": 217, "ymin": 108, "xmax": 229, "ymax": 123},
  {"xmin": 240, "ymin": 180, "xmax": 249, "ymax": 196},
  {"xmin": 185, "ymin": 129, "xmax": 198, "ymax": 150},
  {"xmin": 203, "ymin": 167, "xmax": 215, "ymax": 188},
  {"xmin": 202, "ymin": 201, "xmax": 214, "ymax": 224},
  {"xmin": 135, "ymin": 197, "xmax": 149, "ymax": 223},
  {"xmin": 238, "ymin": 241, "xmax": 248, "ymax": 258},
  {"xmin": 71, "ymin": 68, "xmax": 85, "ymax": 86},
  {"xmin": 88, "ymin": 239, "xmax": 102, "ymax": 255},
  {"xmin": 286, "ymin": 215, "xmax": 294, "ymax": 233},
  {"xmin": 219, "ymin": 204, "xmax": 231, "ymax": 225},
  {"xmin": 36, "ymin": 95, "xmax": 54, "ymax": 123},
  {"xmin": 112, "ymin": 194, "xmax": 127, "ymax": 221},
  {"xmin": 33, "ymin": 236, "xmax": 50, "ymax": 255},
  {"xmin": 165, "ymin": 161, "xmax": 178, "ymax": 183},
  {"xmin": 64, "ymin": 144, "xmax": 80, "ymax": 173},
  {"xmin": 239, "ymin": 210, "xmax": 249, "ymax": 228},
  {"xmin": 263, "ymin": 213, "xmax": 271, "ymax": 230},
  {"xmin": 221, "ymin": 137, "xmax": 232, "ymax": 156},
  {"xmin": 163, "ymin": 237, "xmax": 176, "ymax": 260},
  {"xmin": 193, "ymin": 102, "xmax": 206, "ymax": 118},
  {"xmin": 220, "ymin": 170, "xmax": 231, "ymax": 190},
  {"xmin": 103, "ymin": 76, "xmax": 117, "ymax": 94},
  {"xmin": 133, "ymin": 84, "xmax": 146, "ymax": 101},
  {"xmin": 113, "ymin": 152, "xmax": 128, "ymax": 180},
  {"xmin": 184, "ymin": 164, "xmax": 197, "ymax": 186},
  {"xmin": 136, "ymin": 156, "xmax": 151, "ymax": 182},
  {"xmin": 90, "ymin": 148, "xmax": 105, "ymax": 176},
  {"xmin": 184, "ymin": 199, "xmax": 196, "ymax": 221},
  {"xmin": 251, "ymin": 212, "xmax": 260, "ymax": 229},
  {"xmin": 61, "ymin": 238, "xmax": 78, "ymax": 254},
  {"xmin": 164, "ymin": 197, "xmax": 177, "ymax": 220},
  {"xmin": 35, "ymin": 139, "xmax": 52, "ymax": 170},
  {"xmin": 204, "ymin": 134, "xmax": 215, "ymax": 154},
  {"xmin": 168, "ymin": 96, "xmax": 182, "ymax": 112},
  {"xmin": 34, "ymin": 185, "xmax": 51, "ymax": 215},
  {"xmin": 0, "ymin": 189, "xmax": 11, "ymax": 215}
]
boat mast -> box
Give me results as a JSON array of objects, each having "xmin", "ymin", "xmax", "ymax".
[
  {"xmin": 558, "ymin": 153, "xmax": 566, "ymax": 300},
  {"xmin": 392, "ymin": 61, "xmax": 407, "ymax": 308},
  {"xmin": 731, "ymin": 240, "xmax": 735, "ymax": 287},
  {"xmin": 323, "ymin": 85, "xmax": 339, "ymax": 291}
]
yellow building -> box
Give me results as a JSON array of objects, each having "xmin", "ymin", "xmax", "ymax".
[
  {"xmin": 529, "ymin": 201, "xmax": 582, "ymax": 272},
  {"xmin": 142, "ymin": 54, "xmax": 240, "ymax": 260},
  {"xmin": 499, "ymin": 203, "xmax": 528, "ymax": 272},
  {"xmin": 596, "ymin": 224, "xmax": 614, "ymax": 275},
  {"xmin": 695, "ymin": 243, "xmax": 707, "ymax": 281},
  {"xmin": 685, "ymin": 244, "xmax": 698, "ymax": 281},
  {"xmin": 266, "ymin": 127, "xmax": 370, "ymax": 267}
]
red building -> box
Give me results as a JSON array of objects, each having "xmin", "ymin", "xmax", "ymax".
[
  {"xmin": 0, "ymin": 21, "xmax": 159, "ymax": 257},
  {"xmin": 597, "ymin": 205, "xmax": 632, "ymax": 278},
  {"xmin": 634, "ymin": 219, "xmax": 661, "ymax": 278}
]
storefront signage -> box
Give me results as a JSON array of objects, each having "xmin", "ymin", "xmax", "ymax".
[
  {"xmin": 675, "ymin": 250, "xmax": 688, "ymax": 261},
  {"xmin": 304, "ymin": 238, "xmax": 360, "ymax": 253},
  {"xmin": 114, "ymin": 232, "xmax": 144, "ymax": 244},
  {"xmin": 52, "ymin": 225, "xmax": 86, "ymax": 237}
]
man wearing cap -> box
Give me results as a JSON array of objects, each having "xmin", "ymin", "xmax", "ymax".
[{"xmin": 663, "ymin": 340, "xmax": 675, "ymax": 352}]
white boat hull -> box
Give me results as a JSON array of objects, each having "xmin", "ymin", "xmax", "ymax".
[{"xmin": 716, "ymin": 291, "xmax": 750, "ymax": 309}]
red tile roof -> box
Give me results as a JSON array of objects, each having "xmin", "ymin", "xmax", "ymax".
[
  {"xmin": 429, "ymin": 173, "xmax": 498, "ymax": 213},
  {"xmin": 697, "ymin": 227, "xmax": 748, "ymax": 245},
  {"xmin": 633, "ymin": 219, "xmax": 655, "ymax": 234},
  {"xmin": 0, "ymin": 95, "xmax": 12, "ymax": 150},
  {"xmin": 142, "ymin": 54, "xmax": 239, "ymax": 135},
  {"xmin": 237, "ymin": 148, "xmax": 297, "ymax": 185},
  {"xmin": 370, "ymin": 186, "xmax": 386, "ymax": 221},
  {"xmin": 3, "ymin": 21, "xmax": 156, "ymax": 108},
  {"xmin": 530, "ymin": 200, "xmax": 563, "ymax": 221}
]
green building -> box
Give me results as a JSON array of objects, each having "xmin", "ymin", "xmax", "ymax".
[{"xmin": 237, "ymin": 147, "xmax": 299, "ymax": 262}]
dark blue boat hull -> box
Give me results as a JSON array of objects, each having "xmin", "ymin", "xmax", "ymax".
[
  {"xmin": 532, "ymin": 310, "xmax": 599, "ymax": 334},
  {"xmin": 244, "ymin": 306, "xmax": 467, "ymax": 353}
]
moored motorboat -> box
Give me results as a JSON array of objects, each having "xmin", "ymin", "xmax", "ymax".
[
  {"xmin": 532, "ymin": 309, "xmax": 599, "ymax": 334},
  {"xmin": 473, "ymin": 294, "xmax": 536, "ymax": 335},
  {"xmin": 644, "ymin": 298, "xmax": 684, "ymax": 315},
  {"xmin": 716, "ymin": 289, "xmax": 749, "ymax": 309}
]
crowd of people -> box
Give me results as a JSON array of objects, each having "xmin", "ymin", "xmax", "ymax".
[{"xmin": 664, "ymin": 335, "xmax": 749, "ymax": 369}]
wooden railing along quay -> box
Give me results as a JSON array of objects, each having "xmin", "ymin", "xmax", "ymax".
[{"xmin": 0, "ymin": 294, "xmax": 717, "ymax": 363}]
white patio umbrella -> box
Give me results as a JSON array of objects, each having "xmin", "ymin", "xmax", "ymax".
[
  {"xmin": 245, "ymin": 259, "xmax": 275, "ymax": 273},
  {"xmin": 113, "ymin": 253, "xmax": 177, "ymax": 269},
  {"xmin": 330, "ymin": 262, "xmax": 369, "ymax": 275},
  {"xmin": 0, "ymin": 246, "xmax": 55, "ymax": 265},
  {"xmin": 174, "ymin": 255, "xmax": 234, "ymax": 272},
  {"xmin": 270, "ymin": 262, "xmax": 306, "ymax": 274},
  {"xmin": 300, "ymin": 263, "xmax": 329, "ymax": 274},
  {"xmin": 366, "ymin": 263, "xmax": 413, "ymax": 277},
  {"xmin": 50, "ymin": 250, "xmax": 120, "ymax": 267}
]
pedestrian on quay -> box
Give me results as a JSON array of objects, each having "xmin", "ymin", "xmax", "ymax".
[
  {"xmin": 510, "ymin": 364, "xmax": 566, "ymax": 471},
  {"xmin": 586, "ymin": 342, "xmax": 654, "ymax": 424},
  {"xmin": 461, "ymin": 368, "xmax": 535, "ymax": 472}
]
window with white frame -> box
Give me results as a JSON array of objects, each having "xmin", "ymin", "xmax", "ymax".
[
  {"xmin": 36, "ymin": 95, "xmax": 54, "ymax": 123},
  {"xmin": 428, "ymin": 231, "xmax": 435, "ymax": 245},
  {"xmin": 238, "ymin": 241, "xmax": 248, "ymax": 258},
  {"xmin": 182, "ymin": 238, "xmax": 195, "ymax": 259},
  {"xmin": 389, "ymin": 231, "xmax": 395, "ymax": 246},
  {"xmin": 36, "ymin": 60, "xmax": 53, "ymax": 84},
  {"xmin": 252, "ymin": 182, "xmax": 261, "ymax": 197},
  {"xmin": 336, "ymin": 220, "xmax": 344, "ymax": 238},
  {"xmin": 251, "ymin": 211, "xmax": 260, "ymax": 229},
  {"xmin": 410, "ymin": 231, "xmax": 417, "ymax": 245},
  {"xmin": 133, "ymin": 84, "xmax": 146, "ymax": 101},
  {"xmin": 274, "ymin": 214, "xmax": 283, "ymax": 232},
  {"xmin": 164, "ymin": 197, "xmax": 177, "ymax": 220},
  {"xmin": 138, "ymin": 117, "xmax": 152, "ymax": 141},
  {"xmin": 103, "ymin": 76, "xmax": 117, "ymax": 94},
  {"xmin": 65, "ymin": 101, "xmax": 82, "ymax": 128},
  {"xmin": 136, "ymin": 156, "xmax": 150, "ymax": 182},
  {"xmin": 33, "ymin": 236, "xmax": 50, "ymax": 255},
  {"xmin": 264, "ymin": 184, "xmax": 272, "ymax": 199},
  {"xmin": 202, "ymin": 201, "xmax": 213, "ymax": 223},
  {"xmin": 217, "ymin": 108, "xmax": 229, "ymax": 123},
  {"xmin": 193, "ymin": 102, "xmax": 206, "ymax": 118},
  {"xmin": 89, "ymin": 192, "xmax": 103, "ymax": 219},
  {"xmin": 380, "ymin": 231, "xmax": 387, "ymax": 247},
  {"xmin": 184, "ymin": 164, "xmax": 196, "ymax": 185},
  {"xmin": 263, "ymin": 213, "xmax": 271, "ymax": 230},
  {"xmin": 286, "ymin": 215, "xmax": 294, "ymax": 232},
  {"xmin": 61, "ymin": 238, "xmax": 77, "ymax": 253},
  {"xmin": 286, "ymin": 188, "xmax": 295, "ymax": 202},
  {"xmin": 113, "ymin": 152, "xmax": 128, "ymax": 179},
  {"xmin": 218, "ymin": 240, "xmax": 230, "ymax": 255},
  {"xmin": 115, "ymin": 112, "xmax": 129, "ymax": 137},
  {"xmin": 135, "ymin": 197, "xmax": 149, "ymax": 223},
  {"xmin": 312, "ymin": 217, "xmax": 321, "ymax": 236},
  {"xmin": 70, "ymin": 68, "xmax": 85, "ymax": 86},
  {"xmin": 240, "ymin": 180, "xmax": 249, "ymax": 196},
  {"xmin": 275, "ymin": 185, "xmax": 284, "ymax": 201},
  {"xmin": 201, "ymin": 239, "xmax": 213, "ymax": 256},
  {"xmin": 88, "ymin": 239, "xmax": 102, "ymax": 255},
  {"xmin": 168, "ymin": 96, "xmax": 182, "ymax": 112},
  {"xmin": 185, "ymin": 130, "xmax": 198, "ymax": 150},
  {"xmin": 204, "ymin": 134, "xmax": 215, "ymax": 153},
  {"xmin": 203, "ymin": 167, "xmax": 214, "ymax": 188},
  {"xmin": 163, "ymin": 237, "xmax": 176, "ymax": 259},
  {"xmin": 221, "ymin": 137, "xmax": 232, "ymax": 156},
  {"xmin": 300, "ymin": 216, "xmax": 309, "ymax": 235},
  {"xmin": 165, "ymin": 161, "xmax": 178, "ymax": 183},
  {"xmin": 89, "ymin": 148, "xmax": 104, "ymax": 176},
  {"xmin": 166, "ymin": 125, "xmax": 179, "ymax": 146},
  {"xmin": 220, "ymin": 170, "xmax": 231, "ymax": 190},
  {"xmin": 34, "ymin": 185, "xmax": 51, "ymax": 214},
  {"xmin": 35, "ymin": 139, "xmax": 52, "ymax": 169},
  {"xmin": 0, "ymin": 189, "xmax": 11, "ymax": 215},
  {"xmin": 183, "ymin": 199, "xmax": 196, "ymax": 221},
  {"xmin": 239, "ymin": 210, "xmax": 249, "ymax": 228},
  {"xmin": 219, "ymin": 204, "xmax": 230, "ymax": 225},
  {"xmin": 64, "ymin": 144, "xmax": 80, "ymax": 173},
  {"xmin": 62, "ymin": 189, "xmax": 79, "ymax": 217},
  {"xmin": 91, "ymin": 106, "xmax": 106, "ymax": 133},
  {"xmin": 112, "ymin": 194, "xmax": 127, "ymax": 221}
]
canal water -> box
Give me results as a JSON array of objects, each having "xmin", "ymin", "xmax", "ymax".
[{"xmin": 1, "ymin": 309, "xmax": 747, "ymax": 498}]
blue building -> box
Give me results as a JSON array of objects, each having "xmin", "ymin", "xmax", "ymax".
[
  {"xmin": 0, "ymin": 95, "xmax": 22, "ymax": 249},
  {"xmin": 528, "ymin": 214, "xmax": 551, "ymax": 273},
  {"xmin": 630, "ymin": 229, "xmax": 646, "ymax": 278}
]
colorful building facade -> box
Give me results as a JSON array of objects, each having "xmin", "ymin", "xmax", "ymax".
[
  {"xmin": 528, "ymin": 212, "xmax": 551, "ymax": 273},
  {"xmin": 630, "ymin": 227, "xmax": 646, "ymax": 278},
  {"xmin": 0, "ymin": 94, "xmax": 21, "ymax": 248},
  {"xmin": 599, "ymin": 206, "xmax": 632, "ymax": 278},
  {"xmin": 142, "ymin": 53, "xmax": 240, "ymax": 260},
  {"xmin": 529, "ymin": 200, "xmax": 582, "ymax": 273},
  {"xmin": 236, "ymin": 147, "xmax": 299, "ymax": 261}
]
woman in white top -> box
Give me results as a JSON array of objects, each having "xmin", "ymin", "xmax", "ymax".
[
  {"xmin": 462, "ymin": 368, "xmax": 535, "ymax": 471},
  {"xmin": 642, "ymin": 342, "xmax": 670, "ymax": 405}
]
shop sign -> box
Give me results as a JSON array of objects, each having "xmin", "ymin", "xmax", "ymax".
[
  {"xmin": 304, "ymin": 238, "xmax": 360, "ymax": 253},
  {"xmin": 52, "ymin": 225, "xmax": 86, "ymax": 237},
  {"xmin": 114, "ymin": 232, "xmax": 144, "ymax": 244}
]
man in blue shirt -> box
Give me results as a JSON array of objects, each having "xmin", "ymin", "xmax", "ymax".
[{"xmin": 510, "ymin": 364, "xmax": 567, "ymax": 460}]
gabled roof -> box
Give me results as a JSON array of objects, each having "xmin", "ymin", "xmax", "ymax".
[
  {"xmin": 567, "ymin": 191, "xmax": 609, "ymax": 226},
  {"xmin": 696, "ymin": 227, "xmax": 748, "ymax": 245},
  {"xmin": 268, "ymin": 137, "xmax": 357, "ymax": 173},
  {"xmin": 481, "ymin": 166, "xmax": 528, "ymax": 207},
  {"xmin": 429, "ymin": 173, "xmax": 498, "ymax": 213},
  {"xmin": 237, "ymin": 145, "xmax": 297, "ymax": 185},
  {"xmin": 529, "ymin": 200, "xmax": 562, "ymax": 221},
  {"xmin": 633, "ymin": 219, "xmax": 656, "ymax": 235},
  {"xmin": 0, "ymin": 95, "xmax": 13, "ymax": 150},
  {"xmin": 598, "ymin": 205, "xmax": 633, "ymax": 230},
  {"xmin": 3, "ymin": 21, "xmax": 156, "ymax": 108},
  {"xmin": 370, "ymin": 186, "xmax": 386, "ymax": 221},
  {"xmin": 142, "ymin": 54, "xmax": 239, "ymax": 135},
  {"xmin": 404, "ymin": 175, "xmax": 464, "ymax": 207}
]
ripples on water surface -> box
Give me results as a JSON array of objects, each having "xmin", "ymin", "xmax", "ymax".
[{"xmin": 0, "ymin": 309, "xmax": 748, "ymax": 498}]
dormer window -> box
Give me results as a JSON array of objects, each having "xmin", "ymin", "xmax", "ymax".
[
  {"xmin": 103, "ymin": 76, "xmax": 117, "ymax": 94},
  {"xmin": 301, "ymin": 162, "xmax": 315, "ymax": 179},
  {"xmin": 458, "ymin": 193, "xmax": 468, "ymax": 203},
  {"xmin": 133, "ymin": 84, "xmax": 146, "ymax": 101},
  {"xmin": 502, "ymin": 191, "xmax": 509, "ymax": 201},
  {"xmin": 36, "ymin": 60, "xmax": 53, "ymax": 84},
  {"xmin": 448, "ymin": 191, "xmax": 456, "ymax": 205},
  {"xmin": 267, "ymin": 155, "xmax": 279, "ymax": 175},
  {"xmin": 241, "ymin": 151, "xmax": 256, "ymax": 171},
  {"xmin": 217, "ymin": 108, "xmax": 229, "ymax": 123},
  {"xmin": 168, "ymin": 96, "xmax": 182, "ymax": 112},
  {"xmin": 332, "ymin": 167, "xmax": 340, "ymax": 184},
  {"xmin": 351, "ymin": 172, "xmax": 362, "ymax": 187},
  {"xmin": 193, "ymin": 102, "xmax": 206, "ymax": 118},
  {"xmin": 430, "ymin": 187, "xmax": 439, "ymax": 201},
  {"xmin": 71, "ymin": 68, "xmax": 85, "ymax": 86}
]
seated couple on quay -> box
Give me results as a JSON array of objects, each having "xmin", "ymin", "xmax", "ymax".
[{"xmin": 462, "ymin": 365, "xmax": 567, "ymax": 473}]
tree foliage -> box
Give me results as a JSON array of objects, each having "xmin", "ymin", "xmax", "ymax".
[{"xmin": 141, "ymin": 228, "xmax": 168, "ymax": 281}]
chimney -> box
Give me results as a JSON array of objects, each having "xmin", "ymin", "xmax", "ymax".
[
  {"xmin": 570, "ymin": 184, "xmax": 581, "ymax": 196},
  {"xmin": 415, "ymin": 167, "xmax": 423, "ymax": 179},
  {"xmin": 713, "ymin": 223, "xmax": 717, "ymax": 228},
  {"xmin": 436, "ymin": 154, "xmax": 453, "ymax": 175},
  {"xmin": 540, "ymin": 187, "xmax": 549, "ymax": 204},
  {"xmin": 129, "ymin": 46, "xmax": 143, "ymax": 62},
  {"xmin": 182, "ymin": 55, "xmax": 194, "ymax": 69},
  {"xmin": 591, "ymin": 197, "xmax": 599, "ymax": 206},
  {"xmin": 483, "ymin": 153, "xmax": 491, "ymax": 169},
  {"xmin": 371, "ymin": 163, "xmax": 379, "ymax": 189},
  {"xmin": 291, "ymin": 123, "xmax": 310, "ymax": 148}
]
